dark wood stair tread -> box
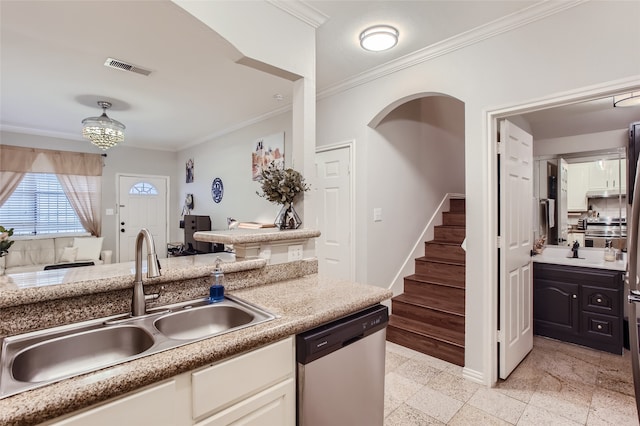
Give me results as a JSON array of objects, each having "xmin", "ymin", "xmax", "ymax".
[
  {"xmin": 392, "ymin": 292, "xmax": 464, "ymax": 317},
  {"xmin": 416, "ymin": 256, "xmax": 465, "ymax": 267},
  {"xmin": 388, "ymin": 315, "xmax": 464, "ymax": 347},
  {"xmin": 405, "ymin": 274, "xmax": 465, "ymax": 290}
]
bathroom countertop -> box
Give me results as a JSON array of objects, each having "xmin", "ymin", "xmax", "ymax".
[
  {"xmin": 193, "ymin": 228, "xmax": 321, "ymax": 244},
  {"xmin": 0, "ymin": 274, "xmax": 392, "ymax": 426},
  {"xmin": 531, "ymin": 246, "xmax": 626, "ymax": 271}
]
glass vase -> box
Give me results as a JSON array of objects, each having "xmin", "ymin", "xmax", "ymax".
[{"xmin": 275, "ymin": 203, "xmax": 301, "ymax": 230}]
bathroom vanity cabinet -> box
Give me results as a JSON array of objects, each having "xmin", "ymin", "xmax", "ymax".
[
  {"xmin": 533, "ymin": 262, "xmax": 624, "ymax": 354},
  {"xmin": 43, "ymin": 338, "xmax": 295, "ymax": 426}
]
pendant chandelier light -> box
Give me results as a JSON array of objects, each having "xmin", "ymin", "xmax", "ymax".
[{"xmin": 81, "ymin": 101, "xmax": 125, "ymax": 150}]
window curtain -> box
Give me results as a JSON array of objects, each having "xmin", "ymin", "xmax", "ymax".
[
  {"xmin": 0, "ymin": 145, "xmax": 103, "ymax": 236},
  {"xmin": 0, "ymin": 145, "xmax": 38, "ymax": 205}
]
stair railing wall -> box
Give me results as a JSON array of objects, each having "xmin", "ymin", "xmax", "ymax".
[{"xmin": 386, "ymin": 193, "xmax": 465, "ymax": 299}]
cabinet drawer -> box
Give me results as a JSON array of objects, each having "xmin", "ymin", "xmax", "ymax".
[
  {"xmin": 581, "ymin": 286, "xmax": 620, "ymax": 315},
  {"xmin": 582, "ymin": 312, "xmax": 621, "ymax": 343},
  {"xmin": 192, "ymin": 337, "xmax": 294, "ymax": 420}
]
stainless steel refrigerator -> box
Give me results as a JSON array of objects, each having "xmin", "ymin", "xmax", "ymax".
[{"xmin": 624, "ymin": 121, "xmax": 640, "ymax": 420}]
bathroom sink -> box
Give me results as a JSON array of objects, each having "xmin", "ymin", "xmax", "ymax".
[
  {"xmin": 155, "ymin": 302, "xmax": 257, "ymax": 340},
  {"xmin": 11, "ymin": 325, "xmax": 154, "ymax": 383},
  {"xmin": 0, "ymin": 296, "xmax": 275, "ymax": 399}
]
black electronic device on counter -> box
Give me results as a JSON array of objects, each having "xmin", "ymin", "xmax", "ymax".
[{"xmin": 183, "ymin": 215, "xmax": 224, "ymax": 254}]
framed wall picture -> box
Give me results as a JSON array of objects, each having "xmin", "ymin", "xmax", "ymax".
[
  {"xmin": 186, "ymin": 158, "xmax": 194, "ymax": 183},
  {"xmin": 252, "ymin": 132, "xmax": 284, "ymax": 181}
]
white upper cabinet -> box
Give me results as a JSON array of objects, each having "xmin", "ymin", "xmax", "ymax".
[
  {"xmin": 588, "ymin": 159, "xmax": 625, "ymax": 192},
  {"xmin": 568, "ymin": 163, "xmax": 589, "ymax": 211}
]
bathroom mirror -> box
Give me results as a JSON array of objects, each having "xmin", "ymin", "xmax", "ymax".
[{"xmin": 534, "ymin": 147, "xmax": 626, "ymax": 248}]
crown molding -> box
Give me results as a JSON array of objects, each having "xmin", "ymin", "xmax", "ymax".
[
  {"xmin": 0, "ymin": 124, "xmax": 83, "ymax": 142},
  {"xmin": 317, "ymin": 0, "xmax": 587, "ymax": 100},
  {"xmin": 267, "ymin": 0, "xmax": 328, "ymax": 28},
  {"xmin": 183, "ymin": 103, "xmax": 293, "ymax": 150}
]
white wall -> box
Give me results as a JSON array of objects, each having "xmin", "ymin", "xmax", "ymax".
[
  {"xmin": 175, "ymin": 112, "xmax": 293, "ymax": 236},
  {"xmin": 315, "ymin": 1, "xmax": 640, "ymax": 381},
  {"xmin": 1, "ymin": 131, "xmax": 178, "ymax": 254},
  {"xmin": 533, "ymin": 129, "xmax": 628, "ymax": 157}
]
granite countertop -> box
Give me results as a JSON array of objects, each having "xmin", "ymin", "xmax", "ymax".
[
  {"xmin": 0, "ymin": 274, "xmax": 392, "ymax": 425},
  {"xmin": 193, "ymin": 228, "xmax": 321, "ymax": 244},
  {"xmin": 0, "ymin": 253, "xmax": 264, "ymax": 308},
  {"xmin": 531, "ymin": 246, "xmax": 627, "ymax": 271}
]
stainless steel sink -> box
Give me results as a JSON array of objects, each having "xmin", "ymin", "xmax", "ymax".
[
  {"xmin": 12, "ymin": 325, "xmax": 154, "ymax": 383},
  {"xmin": 0, "ymin": 296, "xmax": 275, "ymax": 399},
  {"xmin": 155, "ymin": 304, "xmax": 257, "ymax": 340}
]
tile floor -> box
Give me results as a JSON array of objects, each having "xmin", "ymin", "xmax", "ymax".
[{"xmin": 384, "ymin": 336, "xmax": 639, "ymax": 425}]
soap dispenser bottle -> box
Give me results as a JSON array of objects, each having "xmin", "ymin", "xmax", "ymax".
[
  {"xmin": 604, "ymin": 240, "xmax": 615, "ymax": 262},
  {"xmin": 209, "ymin": 257, "xmax": 225, "ymax": 303}
]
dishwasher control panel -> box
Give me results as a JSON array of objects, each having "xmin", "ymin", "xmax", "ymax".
[{"xmin": 296, "ymin": 304, "xmax": 389, "ymax": 364}]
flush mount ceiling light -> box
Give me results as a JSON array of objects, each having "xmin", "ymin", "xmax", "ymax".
[
  {"xmin": 613, "ymin": 92, "xmax": 640, "ymax": 107},
  {"xmin": 359, "ymin": 25, "xmax": 399, "ymax": 52},
  {"xmin": 81, "ymin": 101, "xmax": 126, "ymax": 150}
]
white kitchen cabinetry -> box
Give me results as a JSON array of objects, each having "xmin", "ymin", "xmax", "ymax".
[
  {"xmin": 568, "ymin": 163, "xmax": 589, "ymax": 211},
  {"xmin": 588, "ymin": 160, "xmax": 625, "ymax": 192},
  {"xmin": 45, "ymin": 337, "xmax": 295, "ymax": 426}
]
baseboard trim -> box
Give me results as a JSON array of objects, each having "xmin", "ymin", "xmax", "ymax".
[{"xmin": 462, "ymin": 366, "xmax": 484, "ymax": 385}]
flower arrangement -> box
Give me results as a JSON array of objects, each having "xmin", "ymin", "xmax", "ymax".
[
  {"xmin": 256, "ymin": 162, "xmax": 310, "ymax": 206},
  {"xmin": 0, "ymin": 226, "xmax": 14, "ymax": 258}
]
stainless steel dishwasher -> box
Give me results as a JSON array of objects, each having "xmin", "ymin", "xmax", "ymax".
[{"xmin": 296, "ymin": 304, "xmax": 389, "ymax": 426}]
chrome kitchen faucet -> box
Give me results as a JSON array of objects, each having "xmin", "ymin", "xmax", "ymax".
[{"xmin": 132, "ymin": 228, "xmax": 161, "ymax": 316}]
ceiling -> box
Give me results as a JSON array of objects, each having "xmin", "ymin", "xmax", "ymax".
[{"xmin": 1, "ymin": 0, "xmax": 638, "ymax": 152}]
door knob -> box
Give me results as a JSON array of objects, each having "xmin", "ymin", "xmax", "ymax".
[
  {"xmin": 121, "ymin": 229, "xmax": 125, "ymax": 233},
  {"xmin": 121, "ymin": 222, "xmax": 125, "ymax": 226}
]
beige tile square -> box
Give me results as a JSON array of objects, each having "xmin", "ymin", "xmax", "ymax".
[
  {"xmin": 495, "ymin": 360, "xmax": 543, "ymax": 403},
  {"xmin": 448, "ymin": 404, "xmax": 511, "ymax": 426},
  {"xmin": 394, "ymin": 358, "xmax": 442, "ymax": 385},
  {"xmin": 427, "ymin": 370, "xmax": 481, "ymax": 403},
  {"xmin": 410, "ymin": 350, "xmax": 454, "ymax": 371},
  {"xmin": 467, "ymin": 386, "xmax": 526, "ymax": 424},
  {"xmin": 518, "ymin": 404, "xmax": 584, "ymax": 426},
  {"xmin": 384, "ymin": 403, "xmax": 444, "ymax": 426},
  {"xmin": 528, "ymin": 374, "xmax": 592, "ymax": 424},
  {"xmin": 386, "ymin": 350, "xmax": 411, "ymax": 374},
  {"xmin": 384, "ymin": 372, "xmax": 424, "ymax": 417},
  {"xmin": 405, "ymin": 386, "xmax": 464, "ymax": 423},
  {"xmin": 386, "ymin": 341, "xmax": 421, "ymax": 358},
  {"xmin": 587, "ymin": 387, "xmax": 639, "ymax": 426}
]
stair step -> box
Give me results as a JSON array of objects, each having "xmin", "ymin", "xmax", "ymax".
[
  {"xmin": 387, "ymin": 317, "xmax": 465, "ymax": 366},
  {"xmin": 401, "ymin": 276, "xmax": 465, "ymax": 315},
  {"xmin": 392, "ymin": 294, "xmax": 465, "ymax": 330},
  {"xmin": 434, "ymin": 225, "xmax": 466, "ymax": 244},
  {"xmin": 442, "ymin": 212, "xmax": 465, "ymax": 227},
  {"xmin": 415, "ymin": 258, "xmax": 465, "ymax": 287},
  {"xmin": 425, "ymin": 241, "xmax": 465, "ymax": 263},
  {"xmin": 449, "ymin": 198, "xmax": 466, "ymax": 213}
]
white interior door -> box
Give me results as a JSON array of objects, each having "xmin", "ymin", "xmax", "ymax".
[
  {"xmin": 499, "ymin": 119, "xmax": 534, "ymax": 379},
  {"xmin": 118, "ymin": 175, "xmax": 168, "ymax": 262},
  {"xmin": 315, "ymin": 145, "xmax": 353, "ymax": 280}
]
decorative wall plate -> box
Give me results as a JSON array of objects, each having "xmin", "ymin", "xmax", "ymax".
[{"xmin": 211, "ymin": 178, "xmax": 224, "ymax": 203}]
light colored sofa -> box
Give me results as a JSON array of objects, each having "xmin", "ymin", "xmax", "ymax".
[{"xmin": 0, "ymin": 236, "xmax": 111, "ymax": 274}]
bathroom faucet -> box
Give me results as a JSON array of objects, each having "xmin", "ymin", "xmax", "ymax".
[
  {"xmin": 131, "ymin": 228, "xmax": 161, "ymax": 316},
  {"xmin": 571, "ymin": 240, "xmax": 580, "ymax": 259}
]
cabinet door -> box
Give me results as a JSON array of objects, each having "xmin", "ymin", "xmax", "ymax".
[
  {"xmin": 196, "ymin": 378, "xmax": 295, "ymax": 426},
  {"xmin": 534, "ymin": 279, "xmax": 579, "ymax": 335},
  {"xmin": 567, "ymin": 163, "xmax": 589, "ymax": 211},
  {"xmin": 588, "ymin": 161, "xmax": 609, "ymax": 190},
  {"xmin": 48, "ymin": 380, "xmax": 180, "ymax": 426}
]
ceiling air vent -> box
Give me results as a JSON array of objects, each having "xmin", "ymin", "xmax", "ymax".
[{"xmin": 104, "ymin": 58, "xmax": 152, "ymax": 76}]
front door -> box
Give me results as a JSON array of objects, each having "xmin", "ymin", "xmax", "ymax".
[
  {"xmin": 315, "ymin": 144, "xmax": 353, "ymax": 280},
  {"xmin": 118, "ymin": 175, "xmax": 168, "ymax": 262},
  {"xmin": 499, "ymin": 119, "xmax": 534, "ymax": 378}
]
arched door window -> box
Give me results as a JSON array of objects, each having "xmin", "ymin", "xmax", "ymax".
[{"xmin": 129, "ymin": 182, "xmax": 159, "ymax": 195}]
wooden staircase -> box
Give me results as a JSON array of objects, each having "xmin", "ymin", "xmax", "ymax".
[{"xmin": 387, "ymin": 198, "xmax": 466, "ymax": 366}]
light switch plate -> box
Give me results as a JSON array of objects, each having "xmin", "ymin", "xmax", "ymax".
[{"xmin": 373, "ymin": 208, "xmax": 382, "ymax": 222}]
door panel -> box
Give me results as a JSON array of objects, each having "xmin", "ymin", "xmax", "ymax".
[
  {"xmin": 315, "ymin": 146, "xmax": 352, "ymax": 280},
  {"xmin": 118, "ymin": 175, "xmax": 168, "ymax": 262},
  {"xmin": 499, "ymin": 119, "xmax": 534, "ymax": 379}
]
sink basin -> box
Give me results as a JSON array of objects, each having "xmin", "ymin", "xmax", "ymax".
[
  {"xmin": 155, "ymin": 304, "xmax": 255, "ymax": 340},
  {"xmin": 11, "ymin": 325, "xmax": 154, "ymax": 383},
  {"xmin": 0, "ymin": 295, "xmax": 275, "ymax": 399}
]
